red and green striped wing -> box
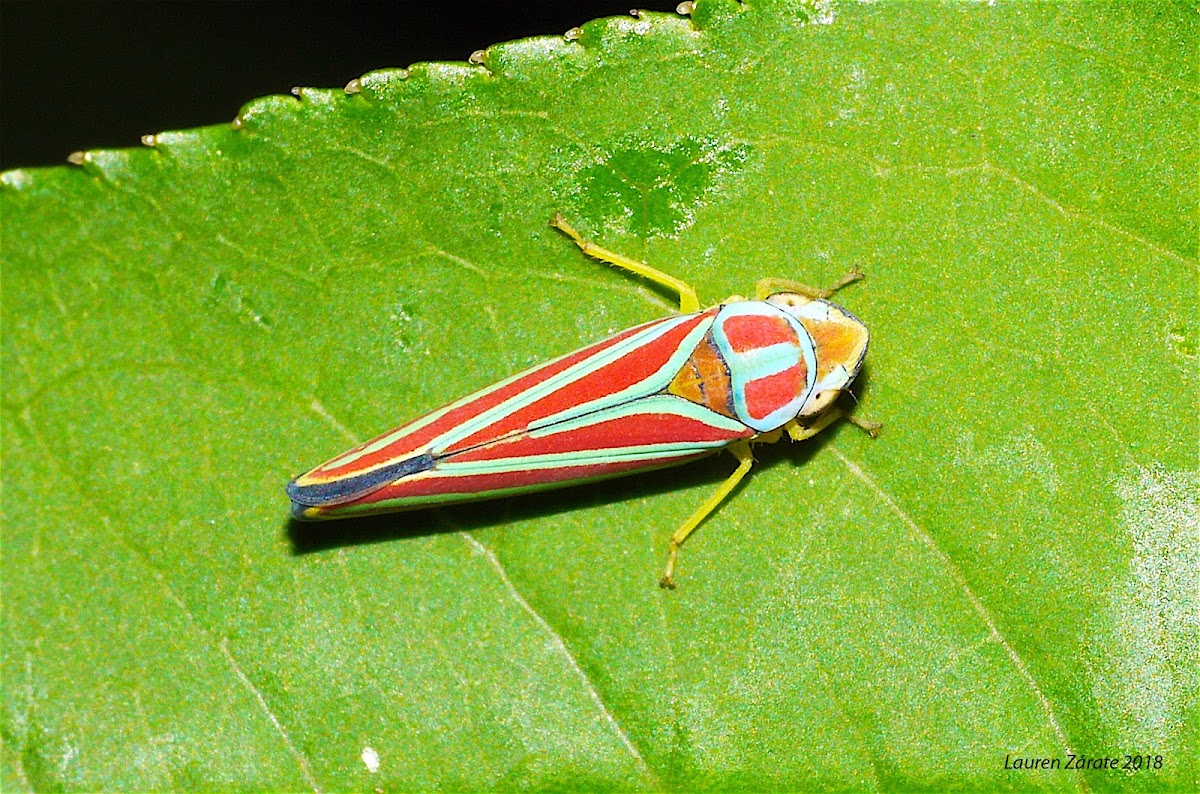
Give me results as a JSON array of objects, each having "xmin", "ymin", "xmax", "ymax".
[{"xmin": 288, "ymin": 308, "xmax": 755, "ymax": 519}]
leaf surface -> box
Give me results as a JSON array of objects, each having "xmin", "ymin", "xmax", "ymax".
[{"xmin": 2, "ymin": 1, "xmax": 1197, "ymax": 790}]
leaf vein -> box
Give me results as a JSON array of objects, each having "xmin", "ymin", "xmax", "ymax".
[
  {"xmin": 1041, "ymin": 37, "xmax": 1198, "ymax": 96},
  {"xmin": 218, "ymin": 639, "xmax": 323, "ymax": 793},
  {"xmin": 986, "ymin": 163, "xmax": 1197, "ymax": 268},
  {"xmin": 458, "ymin": 532, "xmax": 658, "ymax": 784},
  {"xmin": 15, "ymin": 402, "xmax": 322, "ymax": 791},
  {"xmin": 830, "ymin": 449, "xmax": 1089, "ymax": 791},
  {"xmin": 308, "ymin": 398, "xmax": 361, "ymax": 444}
]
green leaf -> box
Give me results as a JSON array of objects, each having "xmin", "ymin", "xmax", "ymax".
[{"xmin": 3, "ymin": 1, "xmax": 1197, "ymax": 790}]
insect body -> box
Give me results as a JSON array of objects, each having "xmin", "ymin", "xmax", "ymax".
[{"xmin": 288, "ymin": 216, "xmax": 877, "ymax": 587}]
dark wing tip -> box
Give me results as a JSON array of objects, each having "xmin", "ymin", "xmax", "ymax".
[{"xmin": 285, "ymin": 452, "xmax": 437, "ymax": 511}]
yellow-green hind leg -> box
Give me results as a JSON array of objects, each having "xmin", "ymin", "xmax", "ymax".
[
  {"xmin": 660, "ymin": 441, "xmax": 756, "ymax": 589},
  {"xmin": 551, "ymin": 214, "xmax": 701, "ymax": 313},
  {"xmin": 755, "ymin": 267, "xmax": 863, "ymax": 301}
]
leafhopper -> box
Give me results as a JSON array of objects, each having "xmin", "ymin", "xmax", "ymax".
[{"xmin": 288, "ymin": 216, "xmax": 877, "ymax": 586}]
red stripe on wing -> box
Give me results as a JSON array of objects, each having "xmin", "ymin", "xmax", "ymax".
[
  {"xmin": 353, "ymin": 452, "xmax": 710, "ymax": 505},
  {"xmin": 449, "ymin": 405, "xmax": 752, "ymax": 462},
  {"xmin": 304, "ymin": 315, "xmax": 674, "ymax": 481},
  {"xmin": 441, "ymin": 309, "xmax": 719, "ymax": 453},
  {"xmin": 321, "ymin": 397, "xmax": 752, "ymax": 511}
]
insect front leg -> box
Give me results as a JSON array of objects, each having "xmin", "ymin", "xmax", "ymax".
[
  {"xmin": 785, "ymin": 409, "xmax": 881, "ymax": 442},
  {"xmin": 551, "ymin": 214, "xmax": 701, "ymax": 313},
  {"xmin": 660, "ymin": 440, "xmax": 758, "ymax": 589},
  {"xmin": 754, "ymin": 268, "xmax": 863, "ymax": 301}
]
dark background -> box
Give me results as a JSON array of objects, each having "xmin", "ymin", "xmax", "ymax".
[{"xmin": 1, "ymin": 1, "xmax": 681, "ymax": 169}]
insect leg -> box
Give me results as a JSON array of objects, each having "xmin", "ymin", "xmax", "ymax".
[
  {"xmin": 844, "ymin": 414, "xmax": 883, "ymax": 437},
  {"xmin": 754, "ymin": 267, "xmax": 863, "ymax": 301},
  {"xmin": 551, "ymin": 214, "xmax": 701, "ymax": 313},
  {"xmin": 785, "ymin": 410, "xmax": 881, "ymax": 442},
  {"xmin": 660, "ymin": 441, "xmax": 755, "ymax": 589}
]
